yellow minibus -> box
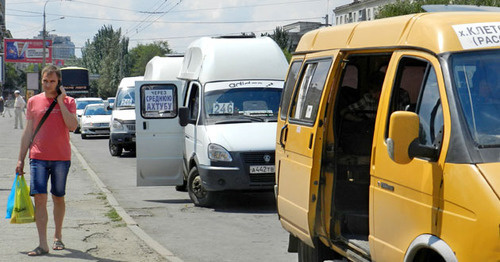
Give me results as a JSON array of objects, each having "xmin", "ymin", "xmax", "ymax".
[{"xmin": 276, "ymin": 11, "xmax": 500, "ymax": 262}]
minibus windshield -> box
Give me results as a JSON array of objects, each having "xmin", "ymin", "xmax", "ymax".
[
  {"xmin": 204, "ymin": 88, "xmax": 282, "ymax": 123},
  {"xmin": 451, "ymin": 49, "xmax": 500, "ymax": 147},
  {"xmin": 115, "ymin": 88, "xmax": 135, "ymax": 109}
]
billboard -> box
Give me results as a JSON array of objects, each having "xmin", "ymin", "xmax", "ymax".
[{"xmin": 4, "ymin": 39, "xmax": 53, "ymax": 63}]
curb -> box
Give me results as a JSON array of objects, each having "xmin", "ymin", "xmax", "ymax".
[{"xmin": 71, "ymin": 142, "xmax": 184, "ymax": 262}]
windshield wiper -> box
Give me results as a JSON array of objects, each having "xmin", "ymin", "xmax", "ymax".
[{"xmin": 239, "ymin": 114, "xmax": 265, "ymax": 122}]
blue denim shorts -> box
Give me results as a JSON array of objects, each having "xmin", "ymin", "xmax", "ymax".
[{"xmin": 30, "ymin": 159, "xmax": 71, "ymax": 197}]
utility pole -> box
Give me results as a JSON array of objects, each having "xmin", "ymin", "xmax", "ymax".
[
  {"xmin": 326, "ymin": 0, "xmax": 331, "ymax": 26},
  {"xmin": 42, "ymin": 0, "xmax": 49, "ymax": 69}
]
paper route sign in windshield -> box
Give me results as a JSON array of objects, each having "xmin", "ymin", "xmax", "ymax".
[{"xmin": 145, "ymin": 89, "xmax": 174, "ymax": 112}]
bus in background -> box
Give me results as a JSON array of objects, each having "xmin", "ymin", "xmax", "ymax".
[{"xmin": 61, "ymin": 66, "xmax": 90, "ymax": 97}]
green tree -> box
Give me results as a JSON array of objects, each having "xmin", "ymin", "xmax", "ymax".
[
  {"xmin": 377, "ymin": 0, "xmax": 500, "ymax": 19},
  {"xmin": 62, "ymin": 57, "xmax": 84, "ymax": 67},
  {"xmin": 3, "ymin": 63, "xmax": 26, "ymax": 93},
  {"xmin": 81, "ymin": 25, "xmax": 129, "ymax": 98},
  {"xmin": 129, "ymin": 41, "xmax": 172, "ymax": 76},
  {"xmin": 271, "ymin": 27, "xmax": 290, "ymax": 51}
]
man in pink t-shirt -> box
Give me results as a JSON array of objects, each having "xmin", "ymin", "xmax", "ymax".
[{"xmin": 16, "ymin": 65, "xmax": 78, "ymax": 256}]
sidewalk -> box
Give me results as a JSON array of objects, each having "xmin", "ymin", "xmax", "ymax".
[{"xmin": 0, "ymin": 113, "xmax": 166, "ymax": 261}]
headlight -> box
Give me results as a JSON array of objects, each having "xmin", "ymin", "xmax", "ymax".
[
  {"xmin": 208, "ymin": 144, "xmax": 232, "ymax": 162},
  {"xmin": 111, "ymin": 119, "xmax": 124, "ymax": 131}
]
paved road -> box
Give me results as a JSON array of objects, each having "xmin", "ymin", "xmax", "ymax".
[{"xmin": 70, "ymin": 134, "xmax": 296, "ymax": 262}]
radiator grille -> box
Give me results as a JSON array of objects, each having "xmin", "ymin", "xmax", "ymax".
[
  {"xmin": 241, "ymin": 151, "xmax": 275, "ymax": 186},
  {"xmin": 241, "ymin": 152, "xmax": 275, "ymax": 165}
]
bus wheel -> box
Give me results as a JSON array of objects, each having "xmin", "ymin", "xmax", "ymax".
[
  {"xmin": 109, "ymin": 140, "xmax": 123, "ymax": 156},
  {"xmin": 187, "ymin": 167, "xmax": 215, "ymax": 207}
]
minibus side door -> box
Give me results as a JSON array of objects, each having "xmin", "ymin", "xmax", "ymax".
[
  {"xmin": 371, "ymin": 52, "xmax": 447, "ymax": 261},
  {"xmin": 136, "ymin": 80, "xmax": 186, "ymax": 186},
  {"xmin": 277, "ymin": 51, "xmax": 339, "ymax": 245},
  {"xmin": 183, "ymin": 82, "xmax": 202, "ymax": 169},
  {"xmin": 276, "ymin": 59, "xmax": 303, "ymax": 193}
]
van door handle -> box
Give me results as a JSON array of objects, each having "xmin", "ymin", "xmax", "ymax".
[
  {"xmin": 377, "ymin": 181, "xmax": 394, "ymax": 192},
  {"xmin": 143, "ymin": 121, "xmax": 147, "ymax": 130},
  {"xmin": 279, "ymin": 124, "xmax": 288, "ymax": 148}
]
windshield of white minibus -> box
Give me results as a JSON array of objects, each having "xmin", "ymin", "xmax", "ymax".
[
  {"xmin": 451, "ymin": 49, "xmax": 500, "ymax": 147},
  {"xmin": 204, "ymin": 87, "xmax": 282, "ymax": 123},
  {"xmin": 115, "ymin": 88, "xmax": 135, "ymax": 109}
]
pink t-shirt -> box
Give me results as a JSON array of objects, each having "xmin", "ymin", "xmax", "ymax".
[{"xmin": 26, "ymin": 93, "xmax": 76, "ymax": 161}]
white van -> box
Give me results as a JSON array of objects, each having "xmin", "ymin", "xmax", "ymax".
[
  {"xmin": 135, "ymin": 56, "xmax": 185, "ymax": 186},
  {"xmin": 109, "ymin": 76, "xmax": 143, "ymax": 156},
  {"xmin": 137, "ymin": 36, "xmax": 289, "ymax": 207}
]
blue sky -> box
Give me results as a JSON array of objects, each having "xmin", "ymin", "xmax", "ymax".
[{"xmin": 6, "ymin": 0, "xmax": 351, "ymax": 57}]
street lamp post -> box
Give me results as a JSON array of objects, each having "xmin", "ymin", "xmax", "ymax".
[
  {"xmin": 42, "ymin": 0, "xmax": 65, "ymax": 69},
  {"xmin": 42, "ymin": 0, "xmax": 49, "ymax": 69}
]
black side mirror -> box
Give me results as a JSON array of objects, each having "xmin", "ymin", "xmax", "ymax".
[{"xmin": 178, "ymin": 107, "xmax": 189, "ymax": 127}]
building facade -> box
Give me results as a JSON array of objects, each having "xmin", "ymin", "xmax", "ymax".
[
  {"xmin": 35, "ymin": 31, "xmax": 76, "ymax": 61},
  {"xmin": 334, "ymin": 0, "xmax": 396, "ymax": 25},
  {"xmin": 283, "ymin": 21, "xmax": 323, "ymax": 52}
]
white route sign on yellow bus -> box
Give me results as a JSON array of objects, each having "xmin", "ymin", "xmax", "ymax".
[{"xmin": 453, "ymin": 22, "xmax": 500, "ymax": 49}]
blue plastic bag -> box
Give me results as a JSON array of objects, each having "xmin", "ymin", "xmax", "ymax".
[{"xmin": 5, "ymin": 174, "xmax": 18, "ymax": 219}]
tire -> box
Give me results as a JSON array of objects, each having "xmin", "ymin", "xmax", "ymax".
[
  {"xmin": 81, "ymin": 134, "xmax": 87, "ymax": 139},
  {"xmin": 298, "ymin": 238, "xmax": 335, "ymax": 262},
  {"xmin": 109, "ymin": 139, "xmax": 123, "ymax": 156},
  {"xmin": 74, "ymin": 126, "xmax": 80, "ymax": 134},
  {"xmin": 187, "ymin": 167, "xmax": 215, "ymax": 207}
]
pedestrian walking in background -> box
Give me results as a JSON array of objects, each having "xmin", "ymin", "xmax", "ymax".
[
  {"xmin": 3, "ymin": 97, "xmax": 13, "ymax": 117},
  {"xmin": 0, "ymin": 95, "xmax": 4, "ymax": 117},
  {"xmin": 13, "ymin": 90, "xmax": 26, "ymax": 128},
  {"xmin": 15, "ymin": 65, "xmax": 78, "ymax": 256}
]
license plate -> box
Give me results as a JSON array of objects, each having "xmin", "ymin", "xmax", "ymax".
[{"xmin": 249, "ymin": 165, "xmax": 275, "ymax": 174}]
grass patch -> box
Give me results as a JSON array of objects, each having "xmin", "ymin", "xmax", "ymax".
[
  {"xmin": 97, "ymin": 193, "xmax": 106, "ymax": 200},
  {"xmin": 105, "ymin": 208, "xmax": 122, "ymax": 222}
]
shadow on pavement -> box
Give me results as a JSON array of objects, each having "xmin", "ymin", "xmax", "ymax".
[
  {"xmin": 119, "ymin": 152, "xmax": 136, "ymax": 158},
  {"xmin": 145, "ymin": 199, "xmax": 192, "ymax": 204},
  {"xmin": 20, "ymin": 248, "xmax": 122, "ymax": 262},
  {"xmin": 142, "ymin": 191, "xmax": 277, "ymax": 214},
  {"xmin": 212, "ymin": 191, "xmax": 277, "ymax": 214}
]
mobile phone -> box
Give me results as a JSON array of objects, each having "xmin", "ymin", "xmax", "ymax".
[{"xmin": 57, "ymin": 81, "xmax": 62, "ymax": 96}]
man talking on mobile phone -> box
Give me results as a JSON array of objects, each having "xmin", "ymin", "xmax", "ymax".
[{"xmin": 15, "ymin": 65, "xmax": 78, "ymax": 256}]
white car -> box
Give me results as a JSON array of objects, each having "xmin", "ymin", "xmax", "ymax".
[
  {"xmin": 75, "ymin": 97, "xmax": 104, "ymax": 133},
  {"xmin": 80, "ymin": 103, "xmax": 112, "ymax": 139}
]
